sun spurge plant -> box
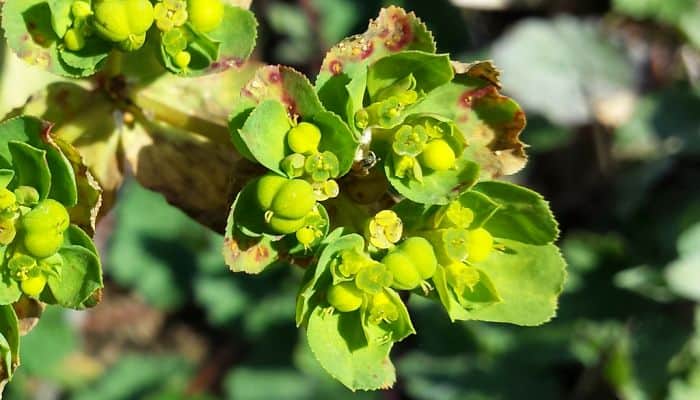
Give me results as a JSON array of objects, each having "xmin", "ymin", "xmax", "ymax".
[
  {"xmin": 1, "ymin": 0, "xmax": 256, "ymax": 77},
  {"xmin": 0, "ymin": 116, "xmax": 102, "ymax": 388},
  {"xmin": 225, "ymin": 6, "xmax": 566, "ymax": 390}
]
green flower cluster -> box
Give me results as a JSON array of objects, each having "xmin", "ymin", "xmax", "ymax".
[
  {"xmin": 1, "ymin": 188, "xmax": 69, "ymax": 297},
  {"xmin": 224, "ymin": 7, "xmax": 564, "ymax": 391}
]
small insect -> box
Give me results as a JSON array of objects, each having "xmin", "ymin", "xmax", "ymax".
[{"xmin": 352, "ymin": 128, "xmax": 379, "ymax": 176}]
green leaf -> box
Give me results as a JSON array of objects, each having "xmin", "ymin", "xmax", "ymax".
[
  {"xmin": 296, "ymin": 232, "xmax": 362, "ymax": 327},
  {"xmin": 236, "ymin": 100, "xmax": 293, "ymax": 175},
  {"xmin": 58, "ymin": 36, "xmax": 111, "ymax": 71},
  {"xmin": 202, "ymin": 5, "xmax": 258, "ymax": 73},
  {"xmin": 47, "ymin": 0, "xmax": 72, "ymax": 38},
  {"xmin": 457, "ymin": 189, "xmax": 500, "ymax": 228},
  {"xmin": 306, "ymin": 307, "xmax": 396, "ymax": 391},
  {"xmin": 0, "ymin": 304, "xmax": 19, "ymax": 382},
  {"xmin": 311, "ymin": 110, "xmax": 358, "ymax": 176},
  {"xmin": 384, "ymin": 150, "xmax": 479, "ymax": 205},
  {"xmin": 457, "ymin": 239, "xmax": 566, "ymax": 326},
  {"xmin": 366, "ymin": 51, "xmax": 454, "ymax": 101},
  {"xmin": 8, "ymin": 141, "xmax": 52, "ymax": 199},
  {"xmin": 473, "ymin": 181, "xmax": 559, "ymax": 245},
  {"xmin": 1, "ymin": 0, "xmax": 107, "ymax": 77},
  {"xmin": 0, "ymin": 171, "xmax": 14, "ymax": 188},
  {"xmin": 47, "ymin": 245, "xmax": 103, "ymax": 309},
  {"xmin": 63, "ymin": 224, "xmax": 99, "ymax": 256},
  {"xmin": 0, "ymin": 116, "xmax": 79, "ymax": 207}
]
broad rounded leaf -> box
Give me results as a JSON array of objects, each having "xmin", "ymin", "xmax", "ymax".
[
  {"xmin": 461, "ymin": 239, "xmax": 566, "ymax": 326},
  {"xmin": 47, "ymin": 245, "xmax": 103, "ymax": 309},
  {"xmin": 366, "ymin": 51, "xmax": 454, "ymax": 101},
  {"xmin": 306, "ymin": 307, "xmax": 396, "ymax": 391}
]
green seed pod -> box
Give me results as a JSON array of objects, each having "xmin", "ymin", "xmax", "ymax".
[
  {"xmin": 21, "ymin": 199, "xmax": 70, "ymax": 234},
  {"xmin": 93, "ymin": 0, "xmax": 154, "ymax": 44},
  {"xmin": 24, "ymin": 231, "xmax": 64, "ymax": 259},
  {"xmin": 270, "ymin": 179, "xmax": 315, "ymax": 220},
  {"xmin": 268, "ymin": 215, "xmax": 306, "ymax": 235},
  {"xmin": 0, "ymin": 219, "xmax": 16, "ymax": 246},
  {"xmin": 20, "ymin": 273, "xmax": 47, "ymax": 298},
  {"xmin": 174, "ymin": 50, "xmax": 191, "ymax": 68},
  {"xmin": 399, "ymin": 237, "xmax": 437, "ymax": 280},
  {"xmin": 296, "ymin": 226, "xmax": 316, "ymax": 249},
  {"xmin": 287, "ymin": 122, "xmax": 322, "ymax": 155},
  {"xmin": 419, "ymin": 139, "xmax": 456, "ymax": 171},
  {"xmin": 64, "ymin": 28, "xmax": 86, "ymax": 51},
  {"xmin": 327, "ymin": 282, "xmax": 364, "ymax": 312},
  {"xmin": 368, "ymin": 290, "xmax": 399, "ymax": 324},
  {"xmin": 187, "ymin": 0, "xmax": 225, "ymax": 33},
  {"xmin": 466, "ymin": 228, "xmax": 494, "ymax": 263},
  {"xmin": 355, "ymin": 262, "xmax": 393, "ymax": 294},
  {"xmin": 71, "ymin": 1, "xmax": 93, "ymax": 18},
  {"xmin": 382, "ymin": 250, "xmax": 421, "ymax": 290},
  {"xmin": 256, "ymin": 174, "xmax": 287, "ymax": 211}
]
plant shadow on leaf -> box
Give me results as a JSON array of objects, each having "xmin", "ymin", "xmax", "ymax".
[{"xmin": 22, "ymin": 4, "xmax": 57, "ymax": 49}]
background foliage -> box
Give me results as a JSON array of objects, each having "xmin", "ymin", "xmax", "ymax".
[{"xmin": 2, "ymin": 0, "xmax": 700, "ymax": 398}]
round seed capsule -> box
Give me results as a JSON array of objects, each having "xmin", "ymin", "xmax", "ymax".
[
  {"xmin": 399, "ymin": 237, "xmax": 437, "ymax": 280},
  {"xmin": 327, "ymin": 282, "xmax": 364, "ymax": 312},
  {"xmin": 270, "ymin": 179, "xmax": 315, "ymax": 220},
  {"xmin": 64, "ymin": 28, "xmax": 86, "ymax": 51},
  {"xmin": 467, "ymin": 228, "xmax": 494, "ymax": 263},
  {"xmin": 20, "ymin": 274, "xmax": 47, "ymax": 298},
  {"xmin": 187, "ymin": 0, "xmax": 224, "ymax": 33},
  {"xmin": 287, "ymin": 122, "xmax": 322, "ymax": 155},
  {"xmin": 419, "ymin": 139, "xmax": 456, "ymax": 171},
  {"xmin": 267, "ymin": 215, "xmax": 305, "ymax": 235},
  {"xmin": 23, "ymin": 231, "xmax": 64, "ymax": 259},
  {"xmin": 174, "ymin": 51, "xmax": 191, "ymax": 68},
  {"xmin": 21, "ymin": 199, "xmax": 70, "ymax": 234},
  {"xmin": 93, "ymin": 0, "xmax": 154, "ymax": 43},
  {"xmin": 382, "ymin": 250, "xmax": 421, "ymax": 291}
]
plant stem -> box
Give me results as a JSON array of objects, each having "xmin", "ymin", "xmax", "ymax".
[{"xmin": 130, "ymin": 91, "xmax": 232, "ymax": 145}]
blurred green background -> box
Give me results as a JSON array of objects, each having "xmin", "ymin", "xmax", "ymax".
[{"xmin": 2, "ymin": 0, "xmax": 700, "ymax": 398}]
